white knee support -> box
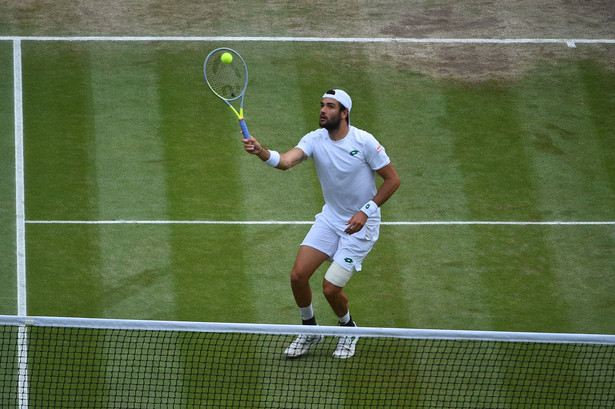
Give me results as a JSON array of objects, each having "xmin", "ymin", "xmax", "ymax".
[{"xmin": 324, "ymin": 261, "xmax": 356, "ymax": 288}]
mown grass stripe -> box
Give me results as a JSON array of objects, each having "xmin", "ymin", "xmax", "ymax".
[
  {"xmin": 445, "ymin": 81, "xmax": 572, "ymax": 332},
  {"xmin": 234, "ymin": 44, "xmax": 312, "ymax": 325},
  {"xmin": 0, "ymin": 41, "xmax": 17, "ymax": 315},
  {"xmin": 578, "ymin": 60, "xmax": 615, "ymax": 206},
  {"xmin": 576, "ymin": 62, "xmax": 615, "ymax": 332},
  {"xmin": 21, "ymin": 42, "xmax": 104, "ymax": 319},
  {"xmin": 90, "ymin": 43, "xmax": 174, "ymax": 319},
  {"xmin": 517, "ymin": 60, "xmax": 615, "ymax": 333},
  {"xmin": 154, "ymin": 44, "xmax": 257, "ymax": 329},
  {"xmin": 382, "ymin": 76, "xmax": 492, "ymax": 331}
]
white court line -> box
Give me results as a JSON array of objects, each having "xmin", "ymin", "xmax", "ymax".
[
  {"xmin": 13, "ymin": 38, "xmax": 29, "ymax": 409},
  {"xmin": 13, "ymin": 40, "xmax": 27, "ymax": 317},
  {"xmin": 0, "ymin": 36, "xmax": 614, "ymax": 44},
  {"xmin": 25, "ymin": 220, "xmax": 615, "ymax": 226}
]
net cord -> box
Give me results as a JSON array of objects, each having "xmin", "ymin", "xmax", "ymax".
[{"xmin": 1, "ymin": 315, "xmax": 614, "ymax": 345}]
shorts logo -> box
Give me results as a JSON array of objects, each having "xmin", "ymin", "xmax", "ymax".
[
  {"xmin": 344, "ymin": 257, "xmax": 353, "ymax": 264},
  {"xmin": 349, "ymin": 150, "xmax": 359, "ymax": 156}
]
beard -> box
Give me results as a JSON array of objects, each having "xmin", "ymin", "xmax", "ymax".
[{"xmin": 319, "ymin": 112, "xmax": 343, "ymax": 131}]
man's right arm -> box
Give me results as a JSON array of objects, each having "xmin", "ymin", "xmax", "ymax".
[{"xmin": 243, "ymin": 136, "xmax": 308, "ymax": 170}]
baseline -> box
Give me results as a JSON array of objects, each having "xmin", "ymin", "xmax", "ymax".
[{"xmin": 0, "ymin": 36, "xmax": 614, "ymax": 46}]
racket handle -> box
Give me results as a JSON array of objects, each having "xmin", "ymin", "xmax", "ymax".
[{"xmin": 239, "ymin": 118, "xmax": 250, "ymax": 139}]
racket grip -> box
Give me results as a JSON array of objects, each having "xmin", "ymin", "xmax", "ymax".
[{"xmin": 239, "ymin": 118, "xmax": 250, "ymax": 139}]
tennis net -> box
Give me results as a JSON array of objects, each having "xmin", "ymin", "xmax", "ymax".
[{"xmin": 1, "ymin": 315, "xmax": 613, "ymax": 408}]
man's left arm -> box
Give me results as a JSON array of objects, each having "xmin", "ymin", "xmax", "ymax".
[
  {"xmin": 345, "ymin": 163, "xmax": 401, "ymax": 234},
  {"xmin": 372, "ymin": 163, "xmax": 401, "ymax": 208}
]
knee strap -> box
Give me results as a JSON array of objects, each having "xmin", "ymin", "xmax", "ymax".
[{"xmin": 324, "ymin": 261, "xmax": 356, "ymax": 288}]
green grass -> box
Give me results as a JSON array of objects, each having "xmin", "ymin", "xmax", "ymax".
[
  {"xmin": 0, "ymin": 36, "xmax": 614, "ymax": 409},
  {"xmin": 13, "ymin": 40, "xmax": 615, "ymax": 331},
  {"xmin": 0, "ymin": 41, "xmax": 16, "ymax": 315},
  {"xmin": 14, "ymin": 40, "xmax": 614, "ymax": 334}
]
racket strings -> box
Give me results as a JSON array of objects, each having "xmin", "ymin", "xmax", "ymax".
[{"xmin": 205, "ymin": 52, "xmax": 247, "ymax": 100}]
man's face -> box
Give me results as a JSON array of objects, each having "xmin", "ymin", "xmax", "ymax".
[{"xmin": 319, "ymin": 98, "xmax": 345, "ymax": 130}]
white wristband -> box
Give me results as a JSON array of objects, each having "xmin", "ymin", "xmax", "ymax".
[
  {"xmin": 360, "ymin": 200, "xmax": 379, "ymax": 218},
  {"xmin": 265, "ymin": 150, "xmax": 280, "ymax": 167}
]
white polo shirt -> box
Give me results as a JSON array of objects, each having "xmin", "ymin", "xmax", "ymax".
[{"xmin": 296, "ymin": 126, "xmax": 391, "ymax": 229}]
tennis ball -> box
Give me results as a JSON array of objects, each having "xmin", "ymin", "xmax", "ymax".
[{"xmin": 221, "ymin": 52, "xmax": 233, "ymax": 64}]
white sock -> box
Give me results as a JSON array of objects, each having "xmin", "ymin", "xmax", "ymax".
[
  {"xmin": 299, "ymin": 304, "xmax": 314, "ymax": 321},
  {"xmin": 338, "ymin": 311, "xmax": 351, "ymax": 325}
]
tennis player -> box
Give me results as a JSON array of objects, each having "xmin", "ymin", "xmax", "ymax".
[{"xmin": 243, "ymin": 89, "xmax": 400, "ymax": 359}]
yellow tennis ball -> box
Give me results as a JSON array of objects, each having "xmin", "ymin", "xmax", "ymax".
[{"xmin": 221, "ymin": 52, "xmax": 233, "ymax": 64}]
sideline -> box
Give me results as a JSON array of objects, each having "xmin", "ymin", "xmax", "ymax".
[{"xmin": 13, "ymin": 39, "xmax": 26, "ymax": 317}]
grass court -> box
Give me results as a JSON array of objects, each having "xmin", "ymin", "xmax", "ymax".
[
  {"xmin": 1, "ymin": 2, "xmax": 614, "ymax": 408},
  {"xmin": 1, "ymin": 1, "xmax": 614, "ymax": 334}
]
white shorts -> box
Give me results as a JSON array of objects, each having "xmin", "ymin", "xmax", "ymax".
[{"xmin": 301, "ymin": 214, "xmax": 380, "ymax": 272}]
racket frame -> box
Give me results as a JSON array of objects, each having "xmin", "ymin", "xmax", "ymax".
[{"xmin": 203, "ymin": 47, "xmax": 250, "ymax": 139}]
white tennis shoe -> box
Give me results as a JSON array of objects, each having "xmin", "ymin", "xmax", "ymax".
[
  {"xmin": 332, "ymin": 334, "xmax": 359, "ymax": 359},
  {"xmin": 333, "ymin": 321, "xmax": 358, "ymax": 359},
  {"xmin": 284, "ymin": 333, "xmax": 323, "ymax": 358}
]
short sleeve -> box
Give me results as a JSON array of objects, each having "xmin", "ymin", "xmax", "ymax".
[
  {"xmin": 362, "ymin": 132, "xmax": 391, "ymax": 171},
  {"xmin": 296, "ymin": 131, "xmax": 316, "ymax": 158}
]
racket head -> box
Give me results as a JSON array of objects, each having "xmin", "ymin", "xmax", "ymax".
[{"xmin": 203, "ymin": 48, "xmax": 248, "ymax": 103}]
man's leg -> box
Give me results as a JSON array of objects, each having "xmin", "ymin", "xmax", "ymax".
[
  {"xmin": 284, "ymin": 246, "xmax": 329, "ymax": 358},
  {"xmin": 323, "ymin": 263, "xmax": 359, "ymax": 359},
  {"xmin": 290, "ymin": 245, "xmax": 330, "ymax": 313},
  {"xmin": 322, "ymin": 279, "xmax": 349, "ymax": 318},
  {"xmin": 322, "ymin": 262, "xmax": 355, "ymax": 318}
]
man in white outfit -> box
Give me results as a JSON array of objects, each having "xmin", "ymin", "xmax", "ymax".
[{"xmin": 243, "ymin": 89, "xmax": 401, "ymax": 359}]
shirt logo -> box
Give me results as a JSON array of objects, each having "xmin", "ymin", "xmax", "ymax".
[
  {"xmin": 344, "ymin": 257, "xmax": 354, "ymax": 264},
  {"xmin": 349, "ymin": 150, "xmax": 359, "ymax": 156}
]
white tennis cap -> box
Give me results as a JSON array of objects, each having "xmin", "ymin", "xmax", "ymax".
[{"xmin": 322, "ymin": 89, "xmax": 352, "ymax": 113}]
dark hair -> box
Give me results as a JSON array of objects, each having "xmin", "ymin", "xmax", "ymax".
[{"xmin": 325, "ymin": 89, "xmax": 349, "ymax": 124}]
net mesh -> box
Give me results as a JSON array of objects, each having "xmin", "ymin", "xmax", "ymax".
[{"xmin": 1, "ymin": 317, "xmax": 614, "ymax": 408}]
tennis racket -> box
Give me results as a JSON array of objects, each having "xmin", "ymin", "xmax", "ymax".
[{"xmin": 203, "ymin": 47, "xmax": 250, "ymax": 139}]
